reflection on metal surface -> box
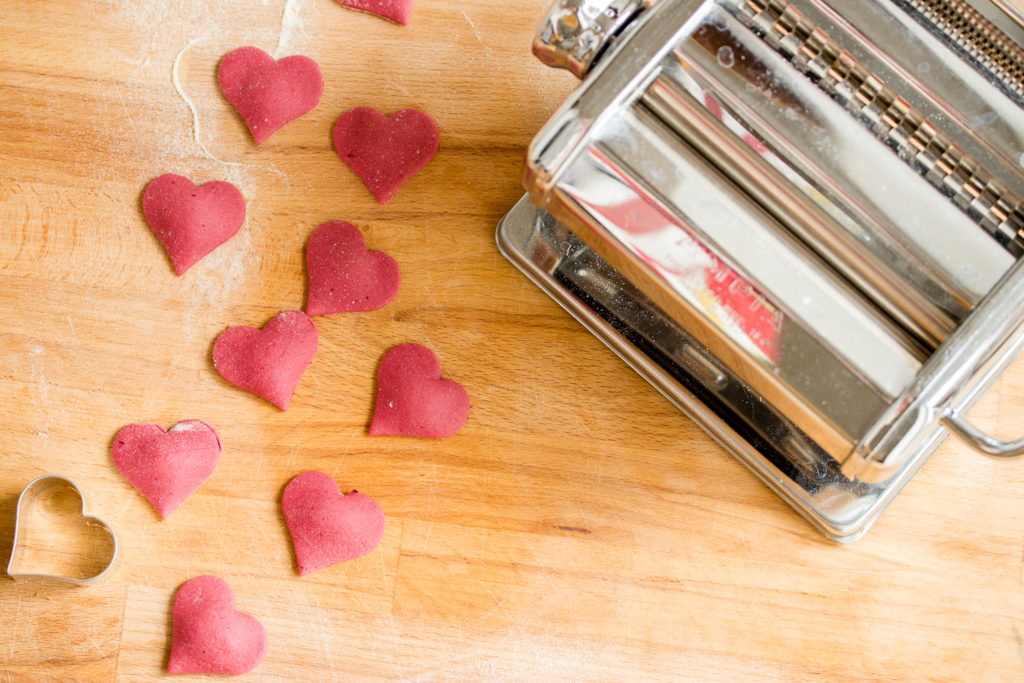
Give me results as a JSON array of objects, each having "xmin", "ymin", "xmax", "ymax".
[
  {"xmin": 506, "ymin": 0, "xmax": 1024, "ymax": 538},
  {"xmin": 533, "ymin": 0, "xmax": 648, "ymax": 78},
  {"xmin": 897, "ymin": 0, "xmax": 1024, "ymax": 100},
  {"xmin": 643, "ymin": 73, "xmax": 959, "ymax": 348},
  {"xmin": 727, "ymin": 0, "xmax": 1024, "ymax": 253},
  {"xmin": 989, "ymin": 0, "xmax": 1024, "ymax": 31},
  {"xmin": 497, "ymin": 196, "xmax": 884, "ymax": 541},
  {"xmin": 674, "ymin": 2, "xmax": 1015, "ymax": 320},
  {"xmin": 557, "ymin": 111, "xmax": 926, "ymax": 456}
]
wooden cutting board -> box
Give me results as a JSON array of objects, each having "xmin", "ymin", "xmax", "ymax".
[{"xmin": 2, "ymin": 0, "xmax": 1024, "ymax": 680}]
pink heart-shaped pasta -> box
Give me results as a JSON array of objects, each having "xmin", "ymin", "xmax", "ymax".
[
  {"xmin": 168, "ymin": 575, "xmax": 267, "ymax": 675},
  {"xmin": 369, "ymin": 343, "xmax": 470, "ymax": 438},
  {"xmin": 212, "ymin": 310, "xmax": 318, "ymax": 411},
  {"xmin": 142, "ymin": 174, "xmax": 245, "ymax": 275},
  {"xmin": 332, "ymin": 107, "xmax": 438, "ymax": 203},
  {"xmin": 282, "ymin": 471, "xmax": 386, "ymax": 575},
  {"xmin": 111, "ymin": 420, "xmax": 221, "ymax": 519},
  {"xmin": 218, "ymin": 46, "xmax": 324, "ymax": 144},
  {"xmin": 337, "ymin": 0, "xmax": 413, "ymax": 25},
  {"xmin": 305, "ymin": 220, "xmax": 400, "ymax": 316}
]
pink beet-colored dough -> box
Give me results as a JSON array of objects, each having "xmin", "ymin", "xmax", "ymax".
[
  {"xmin": 332, "ymin": 107, "xmax": 439, "ymax": 204},
  {"xmin": 305, "ymin": 220, "xmax": 400, "ymax": 316},
  {"xmin": 369, "ymin": 343, "xmax": 470, "ymax": 439},
  {"xmin": 212, "ymin": 310, "xmax": 319, "ymax": 411},
  {"xmin": 142, "ymin": 174, "xmax": 245, "ymax": 275},
  {"xmin": 282, "ymin": 471, "xmax": 386, "ymax": 575},
  {"xmin": 111, "ymin": 420, "xmax": 221, "ymax": 519},
  {"xmin": 218, "ymin": 46, "xmax": 324, "ymax": 145},
  {"xmin": 337, "ymin": 0, "xmax": 413, "ymax": 25},
  {"xmin": 168, "ymin": 575, "xmax": 268, "ymax": 675}
]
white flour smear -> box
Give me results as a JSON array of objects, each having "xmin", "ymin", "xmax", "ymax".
[
  {"xmin": 275, "ymin": 0, "xmax": 312, "ymax": 58},
  {"xmin": 171, "ymin": 38, "xmax": 223, "ymax": 164},
  {"xmin": 179, "ymin": 223, "xmax": 261, "ymax": 337},
  {"xmin": 112, "ymin": 0, "xmax": 312, "ymax": 176}
]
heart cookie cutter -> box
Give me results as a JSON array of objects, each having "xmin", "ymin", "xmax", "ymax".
[{"xmin": 7, "ymin": 475, "xmax": 118, "ymax": 585}]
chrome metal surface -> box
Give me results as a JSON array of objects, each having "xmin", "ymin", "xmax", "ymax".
[
  {"xmin": 7, "ymin": 475, "xmax": 118, "ymax": 585},
  {"xmin": 642, "ymin": 74, "xmax": 958, "ymax": 348},
  {"xmin": 848, "ymin": 252, "xmax": 1024, "ymax": 480},
  {"xmin": 942, "ymin": 408, "xmax": 1024, "ymax": 457},
  {"xmin": 532, "ymin": 0, "xmax": 648, "ymax": 78},
  {"xmin": 828, "ymin": 2, "xmax": 1024, "ymax": 184},
  {"xmin": 497, "ymin": 195, "xmax": 891, "ymax": 541},
  {"xmin": 554, "ymin": 103, "xmax": 926, "ymax": 460},
  {"xmin": 661, "ymin": 0, "xmax": 1022, "ymax": 343},
  {"xmin": 505, "ymin": 0, "xmax": 1024, "ymax": 538},
  {"xmin": 989, "ymin": 0, "xmax": 1024, "ymax": 30},
  {"xmin": 898, "ymin": 0, "xmax": 1024, "ymax": 101},
  {"xmin": 728, "ymin": 0, "xmax": 1024, "ymax": 254}
]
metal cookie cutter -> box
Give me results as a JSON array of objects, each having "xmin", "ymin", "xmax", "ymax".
[
  {"xmin": 498, "ymin": 0, "xmax": 1024, "ymax": 540},
  {"xmin": 7, "ymin": 475, "xmax": 118, "ymax": 584}
]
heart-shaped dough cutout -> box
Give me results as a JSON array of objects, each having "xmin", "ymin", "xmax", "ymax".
[
  {"xmin": 212, "ymin": 310, "xmax": 319, "ymax": 411},
  {"xmin": 168, "ymin": 575, "xmax": 268, "ymax": 675},
  {"xmin": 7, "ymin": 476, "xmax": 117, "ymax": 584},
  {"xmin": 305, "ymin": 220, "xmax": 401, "ymax": 316},
  {"xmin": 337, "ymin": 0, "xmax": 413, "ymax": 25},
  {"xmin": 218, "ymin": 46, "xmax": 324, "ymax": 144},
  {"xmin": 369, "ymin": 343, "xmax": 470, "ymax": 438},
  {"xmin": 142, "ymin": 174, "xmax": 246, "ymax": 275},
  {"xmin": 282, "ymin": 471, "xmax": 386, "ymax": 575},
  {"xmin": 111, "ymin": 420, "xmax": 222, "ymax": 519},
  {"xmin": 332, "ymin": 107, "xmax": 439, "ymax": 203}
]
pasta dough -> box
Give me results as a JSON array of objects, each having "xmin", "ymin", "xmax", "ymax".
[
  {"xmin": 338, "ymin": 0, "xmax": 413, "ymax": 25},
  {"xmin": 111, "ymin": 420, "xmax": 221, "ymax": 519},
  {"xmin": 369, "ymin": 343, "xmax": 470, "ymax": 438},
  {"xmin": 212, "ymin": 310, "xmax": 319, "ymax": 411},
  {"xmin": 218, "ymin": 46, "xmax": 324, "ymax": 144},
  {"xmin": 282, "ymin": 471, "xmax": 386, "ymax": 575},
  {"xmin": 332, "ymin": 107, "xmax": 439, "ymax": 203},
  {"xmin": 305, "ymin": 220, "xmax": 400, "ymax": 316},
  {"xmin": 142, "ymin": 174, "xmax": 245, "ymax": 275},
  {"xmin": 168, "ymin": 575, "xmax": 267, "ymax": 675}
]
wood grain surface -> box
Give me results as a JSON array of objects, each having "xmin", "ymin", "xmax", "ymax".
[{"xmin": 3, "ymin": 0, "xmax": 1024, "ymax": 680}]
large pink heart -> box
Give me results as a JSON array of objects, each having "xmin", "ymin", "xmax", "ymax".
[
  {"xmin": 305, "ymin": 220, "xmax": 400, "ymax": 316},
  {"xmin": 212, "ymin": 310, "xmax": 319, "ymax": 411},
  {"xmin": 111, "ymin": 420, "xmax": 221, "ymax": 519},
  {"xmin": 337, "ymin": 0, "xmax": 414, "ymax": 25},
  {"xmin": 369, "ymin": 343, "xmax": 470, "ymax": 438},
  {"xmin": 282, "ymin": 471, "xmax": 386, "ymax": 575},
  {"xmin": 332, "ymin": 107, "xmax": 439, "ymax": 204},
  {"xmin": 218, "ymin": 46, "xmax": 324, "ymax": 144},
  {"xmin": 142, "ymin": 174, "xmax": 245, "ymax": 275},
  {"xmin": 168, "ymin": 575, "xmax": 267, "ymax": 675}
]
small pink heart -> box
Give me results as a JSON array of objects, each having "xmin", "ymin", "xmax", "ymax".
[
  {"xmin": 305, "ymin": 220, "xmax": 400, "ymax": 316},
  {"xmin": 369, "ymin": 343, "xmax": 470, "ymax": 439},
  {"xmin": 142, "ymin": 174, "xmax": 245, "ymax": 275},
  {"xmin": 332, "ymin": 107, "xmax": 439, "ymax": 203},
  {"xmin": 337, "ymin": 0, "xmax": 413, "ymax": 25},
  {"xmin": 212, "ymin": 310, "xmax": 319, "ymax": 411},
  {"xmin": 282, "ymin": 471, "xmax": 386, "ymax": 576},
  {"xmin": 218, "ymin": 46, "xmax": 324, "ymax": 144},
  {"xmin": 111, "ymin": 420, "xmax": 221, "ymax": 519},
  {"xmin": 168, "ymin": 575, "xmax": 268, "ymax": 675}
]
